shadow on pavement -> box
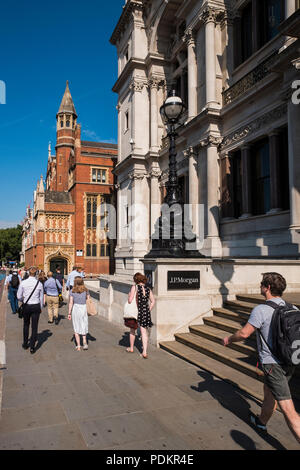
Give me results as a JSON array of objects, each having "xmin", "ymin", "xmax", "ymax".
[
  {"xmin": 191, "ymin": 370, "xmax": 287, "ymax": 450},
  {"xmin": 35, "ymin": 329, "xmax": 53, "ymax": 352},
  {"xmin": 118, "ymin": 331, "xmax": 143, "ymax": 354}
]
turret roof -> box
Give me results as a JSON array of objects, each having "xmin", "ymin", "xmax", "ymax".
[{"xmin": 57, "ymin": 81, "xmax": 77, "ymax": 117}]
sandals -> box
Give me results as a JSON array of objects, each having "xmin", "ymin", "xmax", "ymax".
[
  {"xmin": 75, "ymin": 346, "xmax": 81, "ymax": 351},
  {"xmin": 140, "ymin": 353, "xmax": 148, "ymax": 359},
  {"xmin": 126, "ymin": 348, "xmax": 134, "ymax": 353}
]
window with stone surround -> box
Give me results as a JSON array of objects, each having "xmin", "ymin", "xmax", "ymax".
[
  {"xmin": 91, "ymin": 168, "xmax": 108, "ymax": 184},
  {"xmin": 232, "ymin": 150, "xmax": 243, "ymax": 219},
  {"xmin": 235, "ymin": 0, "xmax": 285, "ymax": 68},
  {"xmin": 251, "ymin": 138, "xmax": 271, "ymax": 216}
]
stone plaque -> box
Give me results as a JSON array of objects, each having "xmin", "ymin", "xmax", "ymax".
[{"xmin": 167, "ymin": 271, "xmax": 200, "ymax": 290}]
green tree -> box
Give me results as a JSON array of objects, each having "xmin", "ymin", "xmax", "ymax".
[{"xmin": 0, "ymin": 225, "xmax": 22, "ymax": 263}]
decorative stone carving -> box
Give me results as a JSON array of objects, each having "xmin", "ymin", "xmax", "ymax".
[
  {"xmin": 221, "ymin": 103, "xmax": 287, "ymax": 149},
  {"xmin": 129, "ymin": 78, "xmax": 146, "ymax": 93},
  {"xmin": 200, "ymin": 6, "xmax": 217, "ymax": 24},
  {"xmin": 223, "ymin": 51, "xmax": 278, "ymax": 105},
  {"xmin": 183, "ymin": 28, "xmax": 195, "ymax": 46},
  {"xmin": 199, "ymin": 135, "xmax": 223, "ymax": 148},
  {"xmin": 128, "ymin": 170, "xmax": 147, "ymax": 180}
]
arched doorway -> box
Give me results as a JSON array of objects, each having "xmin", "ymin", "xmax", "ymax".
[{"xmin": 50, "ymin": 258, "xmax": 68, "ymax": 277}]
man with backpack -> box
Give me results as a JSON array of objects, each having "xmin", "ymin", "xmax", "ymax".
[
  {"xmin": 7, "ymin": 270, "xmax": 22, "ymax": 314},
  {"xmin": 222, "ymin": 272, "xmax": 300, "ymax": 444}
]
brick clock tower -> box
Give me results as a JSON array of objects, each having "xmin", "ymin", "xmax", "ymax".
[
  {"xmin": 23, "ymin": 81, "xmax": 118, "ymax": 276},
  {"xmin": 55, "ymin": 81, "xmax": 77, "ymax": 192}
]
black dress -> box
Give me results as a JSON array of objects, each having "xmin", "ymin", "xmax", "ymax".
[{"xmin": 137, "ymin": 284, "xmax": 153, "ymax": 328}]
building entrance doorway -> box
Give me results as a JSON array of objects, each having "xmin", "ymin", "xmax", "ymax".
[{"xmin": 50, "ymin": 258, "xmax": 68, "ymax": 278}]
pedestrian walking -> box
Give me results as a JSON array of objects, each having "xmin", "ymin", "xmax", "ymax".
[
  {"xmin": 38, "ymin": 270, "xmax": 47, "ymax": 285},
  {"xmin": 44, "ymin": 271, "xmax": 62, "ymax": 325},
  {"xmin": 127, "ymin": 273, "xmax": 155, "ymax": 358},
  {"xmin": 66, "ymin": 266, "xmax": 84, "ymax": 291},
  {"xmin": 222, "ymin": 272, "xmax": 300, "ymax": 444},
  {"xmin": 17, "ymin": 266, "xmax": 44, "ymax": 354},
  {"xmin": 68, "ymin": 277, "xmax": 90, "ymax": 351},
  {"xmin": 54, "ymin": 267, "xmax": 64, "ymax": 289},
  {"xmin": 6, "ymin": 270, "xmax": 22, "ymax": 314}
]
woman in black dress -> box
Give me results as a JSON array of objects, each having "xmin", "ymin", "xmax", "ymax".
[{"xmin": 127, "ymin": 272, "xmax": 155, "ymax": 358}]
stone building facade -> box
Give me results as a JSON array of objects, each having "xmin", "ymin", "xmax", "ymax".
[
  {"xmin": 99, "ymin": 0, "xmax": 300, "ymax": 345},
  {"xmin": 110, "ymin": 0, "xmax": 300, "ymax": 274},
  {"xmin": 23, "ymin": 82, "xmax": 118, "ymax": 276}
]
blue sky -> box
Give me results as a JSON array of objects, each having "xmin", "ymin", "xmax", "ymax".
[{"xmin": 0, "ymin": 0, "xmax": 124, "ymax": 227}]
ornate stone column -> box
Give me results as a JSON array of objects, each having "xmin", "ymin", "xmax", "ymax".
[
  {"xmin": 240, "ymin": 145, "xmax": 252, "ymax": 218},
  {"xmin": 186, "ymin": 146, "xmax": 199, "ymax": 234},
  {"xmin": 184, "ymin": 29, "xmax": 197, "ymax": 120},
  {"xmin": 268, "ymin": 131, "xmax": 282, "ymax": 213},
  {"xmin": 149, "ymin": 168, "xmax": 162, "ymax": 239},
  {"xmin": 201, "ymin": 7, "xmax": 217, "ymax": 107},
  {"xmin": 200, "ymin": 135, "xmax": 222, "ymax": 257},
  {"xmin": 288, "ymin": 95, "xmax": 300, "ymax": 229},
  {"xmin": 128, "ymin": 170, "xmax": 150, "ymax": 255},
  {"xmin": 285, "ymin": 0, "xmax": 295, "ymax": 19},
  {"xmin": 148, "ymin": 77, "xmax": 159, "ymax": 151}
]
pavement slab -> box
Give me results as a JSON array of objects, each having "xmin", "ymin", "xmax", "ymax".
[{"xmin": 0, "ymin": 294, "xmax": 299, "ymax": 450}]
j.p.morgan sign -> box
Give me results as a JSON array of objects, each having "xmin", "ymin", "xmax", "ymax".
[{"xmin": 168, "ymin": 271, "xmax": 200, "ymax": 290}]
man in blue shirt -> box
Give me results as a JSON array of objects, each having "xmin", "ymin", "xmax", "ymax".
[
  {"xmin": 44, "ymin": 272, "xmax": 62, "ymax": 325},
  {"xmin": 66, "ymin": 266, "xmax": 84, "ymax": 291}
]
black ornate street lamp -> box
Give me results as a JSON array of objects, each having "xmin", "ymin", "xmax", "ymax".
[{"xmin": 145, "ymin": 90, "xmax": 204, "ymax": 258}]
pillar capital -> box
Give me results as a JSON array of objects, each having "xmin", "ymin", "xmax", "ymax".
[
  {"xmin": 183, "ymin": 28, "xmax": 196, "ymax": 46},
  {"xmin": 200, "ymin": 6, "xmax": 217, "ymax": 25}
]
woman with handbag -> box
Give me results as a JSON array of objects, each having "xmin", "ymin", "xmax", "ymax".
[
  {"xmin": 68, "ymin": 277, "xmax": 90, "ymax": 351},
  {"xmin": 127, "ymin": 272, "xmax": 155, "ymax": 358}
]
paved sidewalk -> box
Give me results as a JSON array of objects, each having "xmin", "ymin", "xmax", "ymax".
[{"xmin": 0, "ymin": 296, "xmax": 299, "ymax": 450}]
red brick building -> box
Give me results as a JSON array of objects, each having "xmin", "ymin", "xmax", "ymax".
[{"xmin": 22, "ymin": 82, "xmax": 117, "ymax": 276}]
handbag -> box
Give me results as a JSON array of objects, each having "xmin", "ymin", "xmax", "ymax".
[
  {"xmin": 86, "ymin": 295, "xmax": 97, "ymax": 316},
  {"xmin": 55, "ymin": 279, "xmax": 63, "ymax": 307},
  {"xmin": 18, "ymin": 280, "xmax": 40, "ymax": 319},
  {"xmin": 123, "ymin": 286, "xmax": 138, "ymax": 320}
]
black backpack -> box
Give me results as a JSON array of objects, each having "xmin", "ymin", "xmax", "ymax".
[
  {"xmin": 259, "ymin": 300, "xmax": 300, "ymax": 366},
  {"xmin": 10, "ymin": 273, "xmax": 20, "ymax": 288}
]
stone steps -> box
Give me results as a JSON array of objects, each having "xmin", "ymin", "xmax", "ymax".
[
  {"xmin": 159, "ymin": 340, "xmax": 265, "ymax": 402},
  {"xmin": 160, "ymin": 294, "xmax": 300, "ymax": 403},
  {"xmin": 174, "ymin": 332, "xmax": 263, "ymax": 381}
]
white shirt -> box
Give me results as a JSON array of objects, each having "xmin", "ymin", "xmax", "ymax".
[{"xmin": 17, "ymin": 276, "xmax": 44, "ymax": 307}]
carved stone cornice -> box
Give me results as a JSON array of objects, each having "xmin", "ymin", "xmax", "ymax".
[
  {"xmin": 221, "ymin": 103, "xmax": 287, "ymax": 149},
  {"xmin": 223, "ymin": 51, "xmax": 279, "ymax": 106},
  {"xmin": 110, "ymin": 0, "xmax": 144, "ymax": 46}
]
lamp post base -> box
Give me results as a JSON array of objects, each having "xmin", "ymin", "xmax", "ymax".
[{"xmin": 145, "ymin": 210, "xmax": 206, "ymax": 259}]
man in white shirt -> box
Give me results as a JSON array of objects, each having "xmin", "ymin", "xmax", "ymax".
[{"xmin": 17, "ymin": 266, "xmax": 44, "ymax": 354}]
